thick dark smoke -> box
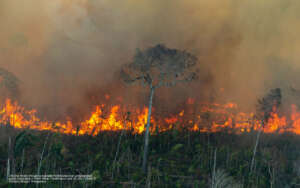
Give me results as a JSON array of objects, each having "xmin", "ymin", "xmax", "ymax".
[{"xmin": 1, "ymin": 0, "xmax": 300, "ymax": 119}]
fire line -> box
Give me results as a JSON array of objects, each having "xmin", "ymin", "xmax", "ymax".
[{"xmin": 1, "ymin": 98, "xmax": 300, "ymax": 135}]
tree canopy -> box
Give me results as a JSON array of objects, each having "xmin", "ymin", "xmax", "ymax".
[
  {"xmin": 0, "ymin": 68, "xmax": 20, "ymax": 99},
  {"xmin": 121, "ymin": 44, "xmax": 198, "ymax": 88}
]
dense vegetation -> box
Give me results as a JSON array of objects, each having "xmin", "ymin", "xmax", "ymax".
[{"xmin": 0, "ymin": 125, "xmax": 299, "ymax": 188}]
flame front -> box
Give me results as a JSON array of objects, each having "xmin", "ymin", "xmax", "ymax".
[{"xmin": 1, "ymin": 98, "xmax": 300, "ymax": 135}]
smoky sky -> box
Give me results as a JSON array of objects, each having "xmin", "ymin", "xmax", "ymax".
[{"xmin": 1, "ymin": 0, "xmax": 300, "ymax": 118}]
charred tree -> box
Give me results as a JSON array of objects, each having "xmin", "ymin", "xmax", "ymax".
[
  {"xmin": 121, "ymin": 44, "xmax": 198, "ymax": 173},
  {"xmin": 250, "ymin": 88, "xmax": 281, "ymax": 173},
  {"xmin": 257, "ymin": 88, "xmax": 281, "ymax": 122}
]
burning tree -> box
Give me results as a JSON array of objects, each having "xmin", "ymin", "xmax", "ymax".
[
  {"xmin": 257, "ymin": 88, "xmax": 282, "ymax": 122},
  {"xmin": 121, "ymin": 44, "xmax": 198, "ymax": 172},
  {"xmin": 250, "ymin": 88, "xmax": 282, "ymax": 173}
]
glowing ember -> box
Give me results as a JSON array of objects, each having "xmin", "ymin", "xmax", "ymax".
[{"xmin": 1, "ymin": 98, "xmax": 300, "ymax": 135}]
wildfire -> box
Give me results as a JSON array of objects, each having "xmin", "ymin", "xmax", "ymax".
[{"xmin": 1, "ymin": 98, "xmax": 300, "ymax": 135}]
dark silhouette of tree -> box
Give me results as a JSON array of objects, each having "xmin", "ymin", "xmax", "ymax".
[
  {"xmin": 257, "ymin": 88, "xmax": 281, "ymax": 122},
  {"xmin": 0, "ymin": 68, "xmax": 20, "ymax": 100},
  {"xmin": 250, "ymin": 88, "xmax": 281, "ymax": 173},
  {"xmin": 121, "ymin": 44, "xmax": 198, "ymax": 172}
]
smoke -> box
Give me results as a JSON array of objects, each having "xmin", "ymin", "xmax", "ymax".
[{"xmin": 1, "ymin": 0, "xmax": 300, "ymax": 118}]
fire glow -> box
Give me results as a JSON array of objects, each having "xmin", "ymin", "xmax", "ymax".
[{"xmin": 1, "ymin": 98, "xmax": 300, "ymax": 136}]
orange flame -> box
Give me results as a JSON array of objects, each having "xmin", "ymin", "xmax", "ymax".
[{"xmin": 1, "ymin": 98, "xmax": 300, "ymax": 135}]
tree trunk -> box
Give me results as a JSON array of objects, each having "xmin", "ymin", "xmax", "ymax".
[
  {"xmin": 37, "ymin": 132, "xmax": 50, "ymax": 176},
  {"xmin": 211, "ymin": 148, "xmax": 217, "ymax": 188},
  {"xmin": 146, "ymin": 163, "xmax": 152, "ymax": 188},
  {"xmin": 20, "ymin": 148, "xmax": 25, "ymax": 174},
  {"xmin": 142, "ymin": 86, "xmax": 155, "ymax": 173},
  {"xmin": 6, "ymin": 136, "xmax": 11, "ymax": 180},
  {"xmin": 112, "ymin": 119, "xmax": 126, "ymax": 179},
  {"xmin": 250, "ymin": 120, "xmax": 263, "ymax": 174}
]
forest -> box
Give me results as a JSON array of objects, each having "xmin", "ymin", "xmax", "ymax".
[{"xmin": 2, "ymin": 0, "xmax": 300, "ymax": 187}]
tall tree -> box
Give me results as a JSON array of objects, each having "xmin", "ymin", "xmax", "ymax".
[
  {"xmin": 121, "ymin": 44, "xmax": 198, "ymax": 172},
  {"xmin": 250, "ymin": 88, "xmax": 281, "ymax": 173}
]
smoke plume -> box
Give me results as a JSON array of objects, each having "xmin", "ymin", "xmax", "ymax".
[{"xmin": 1, "ymin": 0, "xmax": 300, "ymax": 119}]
